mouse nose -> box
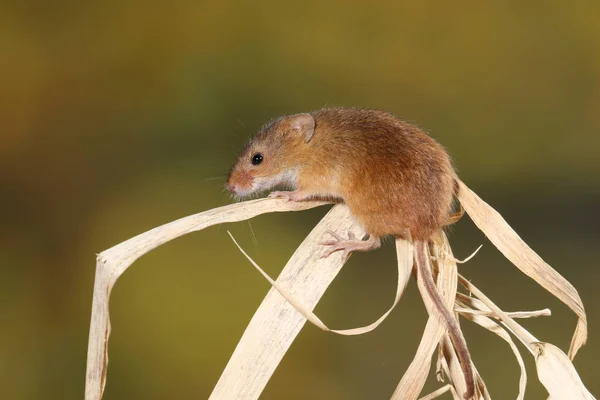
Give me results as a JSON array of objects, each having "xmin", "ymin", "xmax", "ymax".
[{"xmin": 225, "ymin": 181, "xmax": 237, "ymax": 194}]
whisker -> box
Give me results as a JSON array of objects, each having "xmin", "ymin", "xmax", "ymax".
[
  {"xmin": 247, "ymin": 220, "xmax": 259, "ymax": 250},
  {"xmin": 203, "ymin": 176, "xmax": 226, "ymax": 182}
]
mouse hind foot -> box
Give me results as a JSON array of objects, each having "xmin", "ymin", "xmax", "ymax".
[{"xmin": 320, "ymin": 230, "xmax": 381, "ymax": 262}]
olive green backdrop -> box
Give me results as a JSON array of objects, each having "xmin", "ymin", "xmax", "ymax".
[{"xmin": 1, "ymin": 1, "xmax": 599, "ymax": 399}]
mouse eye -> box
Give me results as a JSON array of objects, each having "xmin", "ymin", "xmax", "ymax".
[{"xmin": 251, "ymin": 153, "xmax": 264, "ymax": 165}]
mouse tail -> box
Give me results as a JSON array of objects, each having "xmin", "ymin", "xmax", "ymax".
[{"xmin": 415, "ymin": 240, "xmax": 475, "ymax": 399}]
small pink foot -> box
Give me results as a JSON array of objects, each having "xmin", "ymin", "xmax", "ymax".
[
  {"xmin": 268, "ymin": 190, "xmax": 308, "ymax": 202},
  {"xmin": 320, "ymin": 230, "xmax": 381, "ymax": 262}
]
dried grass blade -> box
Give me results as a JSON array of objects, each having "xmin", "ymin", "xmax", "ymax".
[
  {"xmin": 458, "ymin": 300, "xmax": 526, "ymax": 400},
  {"xmin": 476, "ymin": 374, "xmax": 491, "ymax": 400},
  {"xmin": 210, "ymin": 204, "xmax": 364, "ymax": 399},
  {"xmin": 438, "ymin": 350, "xmax": 488, "ymax": 400},
  {"xmin": 444, "ymin": 353, "xmax": 491, "ymax": 400},
  {"xmin": 439, "ymin": 336, "xmax": 469, "ymax": 399},
  {"xmin": 457, "ymin": 274, "xmax": 538, "ymax": 353},
  {"xmin": 456, "ymin": 293, "xmax": 551, "ymax": 319},
  {"xmin": 435, "ymin": 344, "xmax": 444, "ymax": 382},
  {"xmin": 433, "ymin": 235, "xmax": 476, "ymax": 399},
  {"xmin": 85, "ymin": 199, "xmax": 328, "ymax": 400},
  {"xmin": 391, "ymin": 232, "xmax": 458, "ymax": 400},
  {"xmin": 227, "ymin": 233, "xmax": 413, "ymax": 336},
  {"xmin": 457, "ymin": 276, "xmax": 594, "ymax": 399},
  {"xmin": 418, "ymin": 384, "xmax": 454, "ymax": 400},
  {"xmin": 455, "ymin": 307, "xmax": 551, "ymax": 319},
  {"xmin": 533, "ymin": 343, "xmax": 595, "ymax": 399},
  {"xmin": 456, "ymin": 179, "xmax": 587, "ymax": 358}
]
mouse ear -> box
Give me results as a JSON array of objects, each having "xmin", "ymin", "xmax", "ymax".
[{"xmin": 287, "ymin": 113, "xmax": 315, "ymax": 142}]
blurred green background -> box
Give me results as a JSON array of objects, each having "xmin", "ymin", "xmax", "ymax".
[{"xmin": 1, "ymin": 1, "xmax": 599, "ymax": 399}]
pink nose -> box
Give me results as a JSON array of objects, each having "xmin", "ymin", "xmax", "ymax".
[{"xmin": 225, "ymin": 182, "xmax": 237, "ymax": 194}]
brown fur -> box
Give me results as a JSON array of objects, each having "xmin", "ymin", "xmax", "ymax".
[{"xmin": 228, "ymin": 107, "xmax": 455, "ymax": 241}]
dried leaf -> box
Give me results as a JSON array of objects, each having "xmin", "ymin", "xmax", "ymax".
[
  {"xmin": 429, "ymin": 240, "xmax": 477, "ymax": 400},
  {"xmin": 437, "ymin": 341, "xmax": 490, "ymax": 400},
  {"xmin": 533, "ymin": 343, "xmax": 595, "ymax": 400},
  {"xmin": 419, "ymin": 384, "xmax": 455, "ymax": 400},
  {"xmin": 457, "ymin": 274, "xmax": 538, "ymax": 354},
  {"xmin": 439, "ymin": 336, "xmax": 470, "ymax": 399},
  {"xmin": 85, "ymin": 199, "xmax": 328, "ymax": 400},
  {"xmin": 227, "ymin": 231, "xmax": 414, "ymax": 335},
  {"xmin": 210, "ymin": 204, "xmax": 361, "ymax": 399},
  {"xmin": 456, "ymin": 179, "xmax": 587, "ymax": 358},
  {"xmin": 457, "ymin": 275, "xmax": 594, "ymax": 400},
  {"xmin": 456, "ymin": 292, "xmax": 551, "ymax": 320},
  {"xmin": 391, "ymin": 232, "xmax": 459, "ymax": 400},
  {"xmin": 458, "ymin": 300, "xmax": 527, "ymax": 400}
]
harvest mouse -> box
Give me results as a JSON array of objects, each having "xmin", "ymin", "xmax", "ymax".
[{"xmin": 226, "ymin": 107, "xmax": 475, "ymax": 399}]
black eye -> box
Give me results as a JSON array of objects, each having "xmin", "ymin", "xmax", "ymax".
[{"xmin": 251, "ymin": 153, "xmax": 264, "ymax": 165}]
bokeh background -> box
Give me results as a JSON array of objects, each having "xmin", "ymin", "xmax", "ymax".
[{"xmin": 2, "ymin": 1, "xmax": 599, "ymax": 399}]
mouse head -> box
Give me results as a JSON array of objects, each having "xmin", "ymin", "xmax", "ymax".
[{"xmin": 226, "ymin": 113, "xmax": 315, "ymax": 198}]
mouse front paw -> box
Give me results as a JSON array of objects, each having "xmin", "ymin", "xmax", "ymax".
[{"xmin": 268, "ymin": 190, "xmax": 307, "ymax": 202}]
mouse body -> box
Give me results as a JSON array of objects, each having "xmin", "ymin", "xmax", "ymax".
[{"xmin": 227, "ymin": 107, "xmax": 456, "ymax": 243}]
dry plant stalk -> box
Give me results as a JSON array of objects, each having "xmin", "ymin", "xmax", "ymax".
[{"xmin": 85, "ymin": 179, "xmax": 594, "ymax": 400}]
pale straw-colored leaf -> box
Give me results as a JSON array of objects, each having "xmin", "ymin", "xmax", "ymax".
[
  {"xmin": 213, "ymin": 208, "xmax": 413, "ymax": 398},
  {"xmin": 457, "ymin": 299, "xmax": 526, "ymax": 400},
  {"xmin": 210, "ymin": 204, "xmax": 359, "ymax": 399},
  {"xmin": 435, "ymin": 344, "xmax": 445, "ymax": 383},
  {"xmin": 456, "ymin": 293, "xmax": 551, "ymax": 320},
  {"xmin": 433, "ymin": 236, "xmax": 486, "ymax": 400},
  {"xmin": 437, "ymin": 323, "xmax": 489, "ymax": 400},
  {"xmin": 419, "ymin": 384, "xmax": 457, "ymax": 400},
  {"xmin": 533, "ymin": 343, "xmax": 595, "ymax": 400},
  {"xmin": 391, "ymin": 232, "xmax": 459, "ymax": 400},
  {"xmin": 475, "ymin": 370, "xmax": 491, "ymax": 400},
  {"xmin": 456, "ymin": 179, "xmax": 587, "ymax": 358},
  {"xmin": 457, "ymin": 274, "xmax": 538, "ymax": 354},
  {"xmin": 213, "ymin": 214, "xmax": 414, "ymax": 399},
  {"xmin": 457, "ymin": 275, "xmax": 594, "ymax": 399},
  {"xmin": 85, "ymin": 198, "xmax": 328, "ymax": 400},
  {"xmin": 227, "ymin": 231, "xmax": 414, "ymax": 335},
  {"xmin": 440, "ymin": 345, "xmax": 491, "ymax": 400},
  {"xmin": 439, "ymin": 336, "xmax": 470, "ymax": 399},
  {"xmin": 455, "ymin": 307, "xmax": 551, "ymax": 320}
]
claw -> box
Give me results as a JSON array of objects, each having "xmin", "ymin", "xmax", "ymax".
[
  {"xmin": 319, "ymin": 230, "xmax": 381, "ymax": 262},
  {"xmin": 268, "ymin": 191, "xmax": 291, "ymax": 201},
  {"xmin": 319, "ymin": 240, "xmax": 339, "ymax": 246},
  {"xmin": 324, "ymin": 229, "xmax": 344, "ymax": 241},
  {"xmin": 268, "ymin": 190, "xmax": 309, "ymax": 202}
]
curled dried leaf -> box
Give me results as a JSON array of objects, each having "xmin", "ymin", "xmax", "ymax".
[
  {"xmin": 533, "ymin": 343, "xmax": 595, "ymax": 400},
  {"xmin": 456, "ymin": 179, "xmax": 587, "ymax": 358},
  {"xmin": 226, "ymin": 231, "xmax": 414, "ymax": 335},
  {"xmin": 85, "ymin": 199, "xmax": 329, "ymax": 400}
]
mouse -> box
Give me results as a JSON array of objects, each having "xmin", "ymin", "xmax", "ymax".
[{"xmin": 226, "ymin": 107, "xmax": 475, "ymax": 399}]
